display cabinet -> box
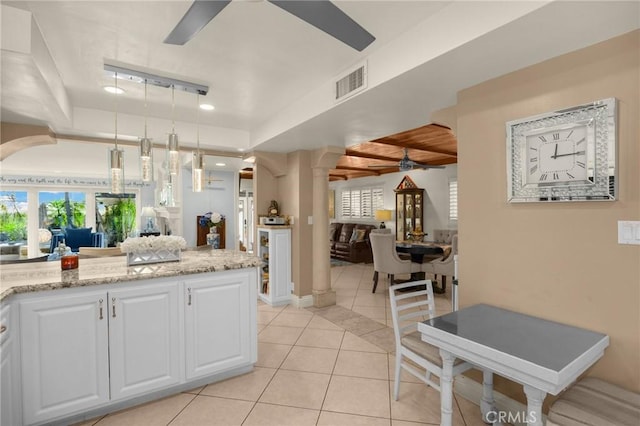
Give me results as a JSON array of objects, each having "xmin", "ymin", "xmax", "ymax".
[
  {"xmin": 395, "ymin": 188, "xmax": 424, "ymax": 241},
  {"xmin": 257, "ymin": 227, "xmax": 291, "ymax": 306}
]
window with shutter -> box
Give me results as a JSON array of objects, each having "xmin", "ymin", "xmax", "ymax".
[
  {"xmin": 339, "ymin": 187, "xmax": 384, "ymax": 218},
  {"xmin": 449, "ymin": 179, "xmax": 458, "ymax": 222}
]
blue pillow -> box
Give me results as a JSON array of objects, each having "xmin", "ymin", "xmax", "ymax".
[{"xmin": 65, "ymin": 228, "xmax": 93, "ymax": 251}]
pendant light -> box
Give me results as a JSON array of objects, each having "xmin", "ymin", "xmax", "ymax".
[
  {"xmin": 167, "ymin": 85, "xmax": 180, "ymax": 175},
  {"xmin": 139, "ymin": 80, "xmax": 154, "ymax": 182},
  {"xmin": 109, "ymin": 72, "xmax": 124, "ymax": 194},
  {"xmin": 192, "ymin": 94, "xmax": 204, "ymax": 192}
]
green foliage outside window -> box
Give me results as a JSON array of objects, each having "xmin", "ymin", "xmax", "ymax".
[
  {"xmin": 0, "ymin": 192, "xmax": 27, "ymax": 243},
  {"xmin": 102, "ymin": 198, "xmax": 136, "ymax": 246}
]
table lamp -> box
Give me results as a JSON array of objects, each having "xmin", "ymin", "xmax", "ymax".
[
  {"xmin": 375, "ymin": 209, "xmax": 392, "ymax": 229},
  {"xmin": 141, "ymin": 206, "xmax": 157, "ymax": 233}
]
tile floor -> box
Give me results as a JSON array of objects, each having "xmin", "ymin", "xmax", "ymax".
[{"xmin": 78, "ymin": 263, "xmax": 488, "ymax": 426}]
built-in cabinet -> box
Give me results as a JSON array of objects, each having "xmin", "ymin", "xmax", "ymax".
[
  {"xmin": 108, "ymin": 283, "xmax": 181, "ymax": 400},
  {"xmin": 1, "ymin": 304, "xmax": 20, "ymax": 426},
  {"xmin": 6, "ymin": 269, "xmax": 257, "ymax": 425},
  {"xmin": 185, "ymin": 273, "xmax": 254, "ymax": 379},
  {"xmin": 20, "ymin": 282, "xmax": 181, "ymax": 424},
  {"xmin": 257, "ymin": 227, "xmax": 291, "ymax": 306},
  {"xmin": 20, "ymin": 292, "xmax": 111, "ymax": 425}
]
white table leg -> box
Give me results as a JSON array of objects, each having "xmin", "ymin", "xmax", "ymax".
[
  {"xmin": 439, "ymin": 349, "xmax": 456, "ymax": 426},
  {"xmin": 523, "ymin": 385, "xmax": 546, "ymax": 426},
  {"xmin": 481, "ymin": 370, "xmax": 497, "ymax": 424}
]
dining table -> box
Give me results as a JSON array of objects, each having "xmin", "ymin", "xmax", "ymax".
[
  {"xmin": 395, "ymin": 242, "xmax": 446, "ymax": 292},
  {"xmin": 418, "ymin": 304, "xmax": 610, "ymax": 426}
]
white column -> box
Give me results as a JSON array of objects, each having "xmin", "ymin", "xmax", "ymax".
[{"xmin": 311, "ymin": 167, "xmax": 335, "ymax": 307}]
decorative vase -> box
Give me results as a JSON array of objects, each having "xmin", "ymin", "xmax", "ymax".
[{"xmin": 207, "ymin": 227, "xmax": 220, "ymax": 249}]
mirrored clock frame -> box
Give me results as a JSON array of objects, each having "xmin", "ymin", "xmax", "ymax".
[{"xmin": 506, "ymin": 98, "xmax": 617, "ymax": 202}]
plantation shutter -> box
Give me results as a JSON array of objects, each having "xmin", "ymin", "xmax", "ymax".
[{"xmin": 449, "ymin": 180, "xmax": 458, "ymax": 221}]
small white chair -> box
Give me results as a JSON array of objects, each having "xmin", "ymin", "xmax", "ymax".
[
  {"xmin": 370, "ymin": 232, "xmax": 421, "ymax": 293},
  {"xmin": 388, "ymin": 280, "xmax": 473, "ymax": 400}
]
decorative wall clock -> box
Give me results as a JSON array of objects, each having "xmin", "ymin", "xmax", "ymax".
[{"xmin": 506, "ymin": 98, "xmax": 617, "ymax": 202}]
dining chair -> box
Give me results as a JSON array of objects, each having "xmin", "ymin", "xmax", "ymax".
[
  {"xmin": 369, "ymin": 231, "xmax": 421, "ymax": 293},
  {"xmin": 423, "ymin": 234, "xmax": 457, "ymax": 292},
  {"xmin": 388, "ymin": 279, "xmax": 473, "ymax": 400}
]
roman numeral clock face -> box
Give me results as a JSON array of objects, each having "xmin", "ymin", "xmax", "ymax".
[{"xmin": 526, "ymin": 126, "xmax": 588, "ymax": 185}]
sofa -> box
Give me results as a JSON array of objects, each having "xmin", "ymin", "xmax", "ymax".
[
  {"xmin": 50, "ymin": 227, "xmax": 105, "ymax": 253},
  {"xmin": 329, "ymin": 223, "xmax": 376, "ymax": 263}
]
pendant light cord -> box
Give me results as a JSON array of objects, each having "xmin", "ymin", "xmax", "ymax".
[
  {"xmin": 196, "ymin": 94, "xmax": 200, "ymax": 153},
  {"xmin": 114, "ymin": 72, "xmax": 119, "ymax": 150},
  {"xmin": 171, "ymin": 85, "xmax": 176, "ymax": 133},
  {"xmin": 144, "ymin": 80, "xmax": 148, "ymax": 138}
]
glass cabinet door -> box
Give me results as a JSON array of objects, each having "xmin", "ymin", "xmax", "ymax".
[
  {"xmin": 395, "ymin": 188, "xmax": 424, "ymax": 241},
  {"xmin": 396, "ymin": 193, "xmax": 404, "ymax": 241}
]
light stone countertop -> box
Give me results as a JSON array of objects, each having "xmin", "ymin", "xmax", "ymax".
[{"xmin": 0, "ymin": 249, "xmax": 261, "ymax": 302}]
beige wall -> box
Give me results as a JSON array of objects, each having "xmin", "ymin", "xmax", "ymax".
[
  {"xmin": 253, "ymin": 151, "xmax": 315, "ymax": 298},
  {"xmin": 457, "ymin": 29, "xmax": 639, "ymax": 404}
]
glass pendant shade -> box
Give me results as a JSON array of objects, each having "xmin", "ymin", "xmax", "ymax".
[
  {"xmin": 109, "ymin": 148, "xmax": 125, "ymax": 194},
  {"xmin": 192, "ymin": 152, "xmax": 204, "ymax": 193},
  {"xmin": 167, "ymin": 133, "xmax": 180, "ymax": 175},
  {"xmin": 140, "ymin": 137, "xmax": 154, "ymax": 182}
]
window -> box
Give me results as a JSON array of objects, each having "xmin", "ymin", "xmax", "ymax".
[
  {"xmin": 449, "ymin": 179, "xmax": 458, "ymax": 222},
  {"xmin": 38, "ymin": 191, "xmax": 87, "ymax": 230},
  {"xmin": 0, "ymin": 191, "xmax": 28, "ymax": 243},
  {"xmin": 341, "ymin": 187, "xmax": 384, "ymax": 218}
]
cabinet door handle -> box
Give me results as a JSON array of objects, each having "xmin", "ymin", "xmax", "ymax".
[
  {"xmin": 0, "ymin": 324, "xmax": 6, "ymax": 334},
  {"xmin": 98, "ymin": 299, "xmax": 104, "ymax": 320},
  {"xmin": 187, "ymin": 288, "xmax": 192, "ymax": 306},
  {"xmin": 112, "ymin": 297, "xmax": 116, "ymax": 318}
]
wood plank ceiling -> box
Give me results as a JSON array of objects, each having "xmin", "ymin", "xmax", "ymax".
[
  {"xmin": 330, "ymin": 123, "xmax": 458, "ymax": 181},
  {"xmin": 240, "ymin": 123, "xmax": 457, "ymax": 181}
]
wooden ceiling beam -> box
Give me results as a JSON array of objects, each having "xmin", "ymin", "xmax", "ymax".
[
  {"xmin": 334, "ymin": 165, "xmax": 381, "ymax": 175},
  {"xmin": 343, "ymin": 150, "xmax": 399, "ymax": 162},
  {"xmin": 371, "ymin": 140, "xmax": 457, "ymax": 157}
]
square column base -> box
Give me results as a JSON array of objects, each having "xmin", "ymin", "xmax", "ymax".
[{"xmin": 312, "ymin": 289, "xmax": 336, "ymax": 308}]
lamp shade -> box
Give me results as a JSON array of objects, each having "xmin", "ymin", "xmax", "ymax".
[
  {"xmin": 141, "ymin": 206, "xmax": 156, "ymax": 218},
  {"xmin": 375, "ymin": 209, "xmax": 392, "ymax": 221}
]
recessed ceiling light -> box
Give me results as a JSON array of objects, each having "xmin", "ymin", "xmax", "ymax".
[
  {"xmin": 215, "ymin": 162, "xmax": 226, "ymax": 167},
  {"xmin": 104, "ymin": 85, "xmax": 124, "ymax": 94},
  {"xmin": 199, "ymin": 103, "xmax": 215, "ymax": 111}
]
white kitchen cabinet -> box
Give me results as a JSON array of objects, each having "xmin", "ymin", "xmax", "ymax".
[
  {"xmin": 257, "ymin": 227, "xmax": 291, "ymax": 305},
  {"xmin": 185, "ymin": 271, "xmax": 256, "ymax": 379},
  {"xmin": 11, "ymin": 267, "xmax": 257, "ymax": 425},
  {"xmin": 108, "ymin": 283, "xmax": 181, "ymax": 400},
  {"xmin": 20, "ymin": 292, "xmax": 110, "ymax": 425},
  {"xmin": 19, "ymin": 282, "xmax": 181, "ymax": 423},
  {"xmin": 1, "ymin": 304, "xmax": 21, "ymax": 426}
]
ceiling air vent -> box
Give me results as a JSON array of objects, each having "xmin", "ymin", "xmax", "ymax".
[{"xmin": 335, "ymin": 63, "xmax": 367, "ymax": 102}]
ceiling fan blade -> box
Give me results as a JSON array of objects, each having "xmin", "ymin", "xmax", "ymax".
[
  {"xmin": 413, "ymin": 164, "xmax": 445, "ymax": 170},
  {"xmin": 268, "ymin": 0, "xmax": 375, "ymax": 51},
  {"xmin": 164, "ymin": 0, "xmax": 231, "ymax": 45},
  {"xmin": 368, "ymin": 164, "xmax": 398, "ymax": 169}
]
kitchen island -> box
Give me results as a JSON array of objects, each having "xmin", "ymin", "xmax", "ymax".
[{"xmin": 0, "ymin": 249, "xmax": 261, "ymax": 426}]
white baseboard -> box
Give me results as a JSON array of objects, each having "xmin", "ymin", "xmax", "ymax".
[
  {"xmin": 290, "ymin": 294, "xmax": 314, "ymax": 308},
  {"xmin": 454, "ymin": 375, "xmax": 546, "ymax": 426}
]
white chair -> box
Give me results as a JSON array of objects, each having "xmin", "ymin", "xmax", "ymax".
[
  {"xmin": 370, "ymin": 231, "xmax": 421, "ymax": 293},
  {"xmin": 388, "ymin": 280, "xmax": 473, "ymax": 400}
]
